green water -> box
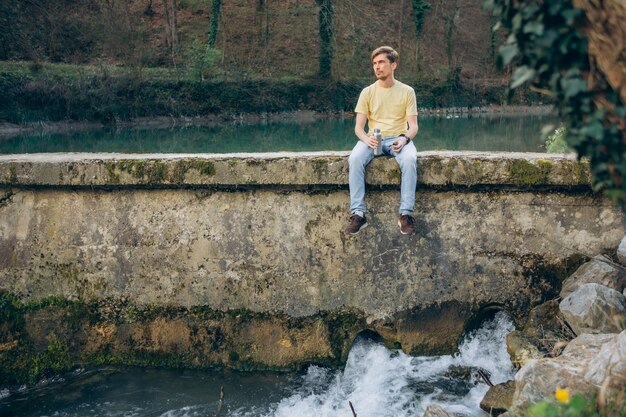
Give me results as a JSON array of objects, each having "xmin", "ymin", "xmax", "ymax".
[{"xmin": 0, "ymin": 114, "xmax": 556, "ymax": 154}]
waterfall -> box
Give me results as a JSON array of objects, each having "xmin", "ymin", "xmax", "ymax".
[{"xmin": 242, "ymin": 311, "xmax": 515, "ymax": 417}]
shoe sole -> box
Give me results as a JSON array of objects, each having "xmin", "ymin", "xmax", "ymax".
[
  {"xmin": 398, "ymin": 220, "xmax": 414, "ymax": 235},
  {"xmin": 347, "ymin": 223, "xmax": 368, "ymax": 235}
]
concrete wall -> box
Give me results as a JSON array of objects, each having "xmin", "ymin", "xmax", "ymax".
[{"xmin": 0, "ymin": 152, "xmax": 623, "ymax": 374}]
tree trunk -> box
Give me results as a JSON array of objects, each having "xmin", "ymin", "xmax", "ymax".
[
  {"xmin": 317, "ymin": 0, "xmax": 333, "ymax": 79},
  {"xmin": 162, "ymin": 0, "xmax": 178, "ymax": 63},
  {"xmin": 573, "ymin": 0, "xmax": 626, "ymax": 105}
]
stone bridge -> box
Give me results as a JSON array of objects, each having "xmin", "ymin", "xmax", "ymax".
[{"xmin": 0, "ymin": 152, "xmax": 623, "ymax": 378}]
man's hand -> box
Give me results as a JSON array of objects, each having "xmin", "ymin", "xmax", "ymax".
[
  {"xmin": 391, "ymin": 136, "xmax": 408, "ymax": 153},
  {"xmin": 364, "ymin": 134, "xmax": 379, "ymax": 149}
]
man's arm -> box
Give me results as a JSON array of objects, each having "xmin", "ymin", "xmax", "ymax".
[
  {"xmin": 355, "ymin": 113, "xmax": 377, "ymax": 148},
  {"xmin": 406, "ymin": 114, "xmax": 419, "ymax": 140},
  {"xmin": 391, "ymin": 114, "xmax": 418, "ymax": 152}
]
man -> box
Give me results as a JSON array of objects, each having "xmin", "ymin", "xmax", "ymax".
[{"xmin": 345, "ymin": 46, "xmax": 419, "ymax": 236}]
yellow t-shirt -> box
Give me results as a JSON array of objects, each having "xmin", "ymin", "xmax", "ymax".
[{"xmin": 354, "ymin": 80, "xmax": 418, "ymax": 136}]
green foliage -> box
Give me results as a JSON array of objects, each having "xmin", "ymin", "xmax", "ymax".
[
  {"xmin": 0, "ymin": 291, "xmax": 24, "ymax": 330},
  {"xmin": 187, "ymin": 39, "xmax": 220, "ymax": 80},
  {"xmin": 0, "ymin": 60, "xmax": 535, "ymax": 123},
  {"xmin": 486, "ymin": 0, "xmax": 626, "ymax": 213},
  {"xmin": 0, "ymin": 65, "xmax": 367, "ymax": 122},
  {"xmin": 526, "ymin": 393, "xmax": 625, "ymax": 417},
  {"xmin": 528, "ymin": 394, "xmax": 599, "ymax": 417},
  {"xmin": 545, "ymin": 125, "xmax": 570, "ymax": 153}
]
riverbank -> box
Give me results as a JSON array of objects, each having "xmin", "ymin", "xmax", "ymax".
[{"xmin": 0, "ymin": 61, "xmax": 545, "ymax": 127}]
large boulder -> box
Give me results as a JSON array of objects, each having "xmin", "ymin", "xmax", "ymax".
[
  {"xmin": 506, "ymin": 331, "xmax": 543, "ymax": 368},
  {"xmin": 559, "ymin": 283, "xmax": 626, "ymax": 335},
  {"xmin": 510, "ymin": 332, "xmax": 622, "ymax": 413},
  {"xmin": 480, "ymin": 380, "xmax": 515, "ymax": 416},
  {"xmin": 584, "ymin": 331, "xmax": 626, "ymax": 387},
  {"xmin": 560, "ymin": 255, "xmax": 626, "ymax": 298},
  {"xmin": 618, "ymin": 236, "xmax": 626, "ymax": 265}
]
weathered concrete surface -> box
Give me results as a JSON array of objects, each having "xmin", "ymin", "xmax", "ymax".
[
  {"xmin": 0, "ymin": 152, "xmax": 623, "ymax": 377},
  {"xmin": 0, "ymin": 151, "xmax": 592, "ymax": 187}
]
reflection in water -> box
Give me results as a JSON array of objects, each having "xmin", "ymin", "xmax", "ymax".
[
  {"xmin": 1, "ymin": 312, "xmax": 515, "ymax": 417},
  {"xmin": 0, "ymin": 114, "xmax": 556, "ymax": 154}
]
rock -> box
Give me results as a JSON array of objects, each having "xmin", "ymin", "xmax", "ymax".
[
  {"xmin": 510, "ymin": 332, "xmax": 621, "ymax": 413},
  {"xmin": 584, "ymin": 331, "xmax": 626, "ymax": 387},
  {"xmin": 559, "ymin": 283, "xmax": 626, "ymax": 334},
  {"xmin": 522, "ymin": 300, "xmax": 573, "ymax": 352},
  {"xmin": 522, "ymin": 300, "xmax": 561, "ymax": 339},
  {"xmin": 506, "ymin": 331, "xmax": 543, "ymax": 368},
  {"xmin": 423, "ymin": 404, "xmax": 453, "ymax": 417},
  {"xmin": 480, "ymin": 380, "xmax": 515, "ymax": 416},
  {"xmin": 618, "ymin": 236, "xmax": 626, "ymax": 265},
  {"xmin": 560, "ymin": 255, "xmax": 626, "ymax": 298}
]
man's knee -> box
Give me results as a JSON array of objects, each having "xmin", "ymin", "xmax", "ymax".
[
  {"xmin": 397, "ymin": 154, "xmax": 417, "ymax": 172},
  {"xmin": 349, "ymin": 151, "xmax": 368, "ymax": 168}
]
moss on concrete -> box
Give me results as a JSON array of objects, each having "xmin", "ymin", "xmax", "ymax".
[
  {"xmin": 507, "ymin": 159, "xmax": 553, "ymax": 186},
  {"xmin": 108, "ymin": 159, "xmax": 217, "ymax": 185},
  {"xmin": 324, "ymin": 309, "xmax": 366, "ymax": 364},
  {"xmin": 7, "ymin": 166, "xmax": 17, "ymax": 183},
  {"xmin": 312, "ymin": 159, "xmax": 329, "ymax": 178},
  {"xmin": 559, "ymin": 160, "xmax": 590, "ymax": 184},
  {"xmin": 0, "ymin": 294, "xmax": 364, "ymax": 385},
  {"xmin": 105, "ymin": 161, "xmax": 121, "ymax": 184}
]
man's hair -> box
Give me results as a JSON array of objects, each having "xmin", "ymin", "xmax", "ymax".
[{"xmin": 371, "ymin": 46, "xmax": 399, "ymax": 63}]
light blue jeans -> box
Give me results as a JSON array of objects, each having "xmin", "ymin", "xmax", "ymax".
[{"xmin": 348, "ymin": 136, "xmax": 418, "ymax": 216}]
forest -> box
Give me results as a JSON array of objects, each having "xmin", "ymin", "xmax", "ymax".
[
  {"xmin": 0, "ymin": 0, "xmax": 524, "ymax": 123},
  {"xmin": 1, "ymin": 0, "xmax": 503, "ymax": 80}
]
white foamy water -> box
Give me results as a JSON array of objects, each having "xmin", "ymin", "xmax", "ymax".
[{"xmin": 234, "ymin": 311, "xmax": 515, "ymax": 417}]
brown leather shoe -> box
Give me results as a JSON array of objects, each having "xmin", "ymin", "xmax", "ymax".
[
  {"xmin": 345, "ymin": 214, "xmax": 368, "ymax": 235},
  {"xmin": 398, "ymin": 214, "xmax": 416, "ymax": 235}
]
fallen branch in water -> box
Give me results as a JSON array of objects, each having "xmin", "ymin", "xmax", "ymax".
[
  {"xmin": 477, "ymin": 369, "xmax": 494, "ymax": 387},
  {"xmin": 349, "ymin": 400, "xmax": 357, "ymax": 417}
]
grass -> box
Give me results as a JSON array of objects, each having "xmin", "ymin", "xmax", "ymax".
[{"xmin": 0, "ymin": 60, "xmax": 334, "ymax": 83}]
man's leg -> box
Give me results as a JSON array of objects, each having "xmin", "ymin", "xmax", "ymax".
[
  {"xmin": 348, "ymin": 140, "xmax": 374, "ymax": 216},
  {"xmin": 346, "ymin": 141, "xmax": 374, "ymax": 235},
  {"xmin": 395, "ymin": 142, "xmax": 418, "ymax": 234}
]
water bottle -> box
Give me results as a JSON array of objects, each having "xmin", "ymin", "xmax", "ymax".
[{"xmin": 373, "ymin": 128, "xmax": 383, "ymax": 155}]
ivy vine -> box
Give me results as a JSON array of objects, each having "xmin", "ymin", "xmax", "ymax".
[
  {"xmin": 317, "ymin": 0, "xmax": 334, "ymax": 79},
  {"xmin": 412, "ymin": 0, "xmax": 431, "ymax": 37},
  {"xmin": 486, "ymin": 0, "xmax": 626, "ymax": 213},
  {"xmin": 412, "ymin": 0, "xmax": 431, "ymax": 71},
  {"xmin": 207, "ymin": 0, "xmax": 222, "ymax": 48}
]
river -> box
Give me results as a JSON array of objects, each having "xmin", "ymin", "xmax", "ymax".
[
  {"xmin": 0, "ymin": 114, "xmax": 556, "ymax": 154},
  {"xmin": 1, "ymin": 312, "xmax": 516, "ymax": 417}
]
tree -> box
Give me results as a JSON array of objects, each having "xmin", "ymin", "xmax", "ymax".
[
  {"xmin": 443, "ymin": 0, "xmax": 460, "ymax": 70},
  {"xmin": 162, "ymin": 0, "xmax": 179, "ymax": 64},
  {"xmin": 317, "ymin": 0, "xmax": 334, "ymax": 79},
  {"xmin": 411, "ymin": 0, "xmax": 431, "ymax": 72},
  {"xmin": 487, "ymin": 0, "xmax": 626, "ymax": 213}
]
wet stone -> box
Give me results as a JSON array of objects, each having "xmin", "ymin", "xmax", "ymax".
[{"xmin": 480, "ymin": 380, "xmax": 515, "ymax": 416}]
